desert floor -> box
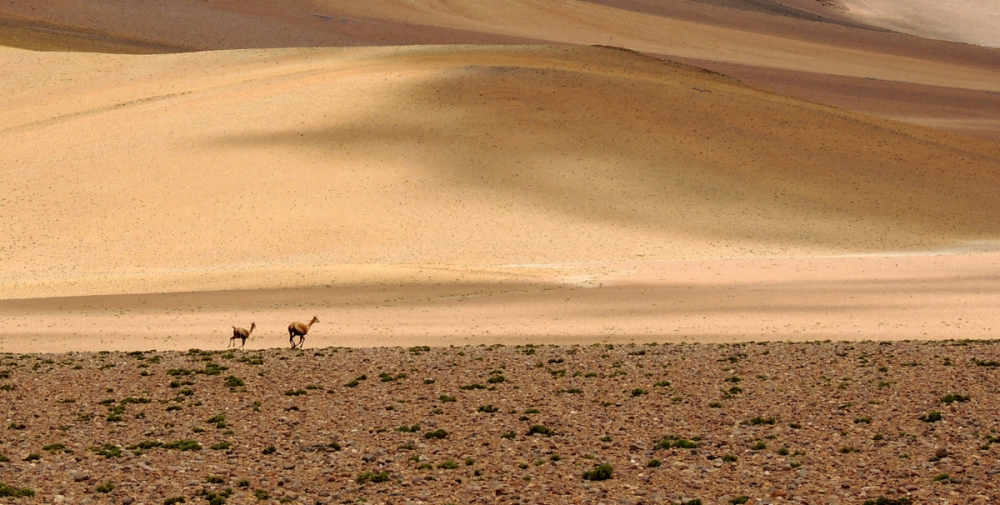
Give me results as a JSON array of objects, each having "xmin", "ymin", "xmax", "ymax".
[{"xmin": 1, "ymin": 342, "xmax": 999, "ymax": 504}]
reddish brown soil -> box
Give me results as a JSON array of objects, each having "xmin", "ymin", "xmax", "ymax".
[{"xmin": 1, "ymin": 342, "xmax": 999, "ymax": 503}]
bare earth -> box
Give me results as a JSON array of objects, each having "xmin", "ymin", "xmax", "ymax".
[{"xmin": 1, "ymin": 343, "xmax": 1000, "ymax": 504}]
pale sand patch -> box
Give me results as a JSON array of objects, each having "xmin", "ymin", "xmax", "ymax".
[
  {"xmin": 3, "ymin": 252, "xmax": 1000, "ymax": 353},
  {"xmin": 840, "ymin": 0, "xmax": 1000, "ymax": 48}
]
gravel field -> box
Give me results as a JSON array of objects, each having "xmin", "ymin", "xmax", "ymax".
[{"xmin": 2, "ymin": 340, "xmax": 999, "ymax": 504}]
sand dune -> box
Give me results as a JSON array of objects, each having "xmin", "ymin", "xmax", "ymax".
[
  {"xmin": 3, "ymin": 2, "xmax": 1000, "ymax": 350},
  {"xmin": 3, "ymin": 0, "xmax": 999, "ymax": 145},
  {"xmin": 2, "ymin": 43, "xmax": 1000, "ymax": 348},
  {"xmin": 3, "ymin": 44, "xmax": 1000, "ymax": 297}
]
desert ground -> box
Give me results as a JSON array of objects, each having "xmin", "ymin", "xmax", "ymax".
[
  {"xmin": 2, "ymin": 342, "xmax": 1000, "ymax": 504},
  {"xmin": 2, "ymin": 0, "xmax": 1000, "ymax": 502}
]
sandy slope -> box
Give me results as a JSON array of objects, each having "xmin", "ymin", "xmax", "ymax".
[
  {"xmin": 4, "ymin": 2, "xmax": 1000, "ymax": 350},
  {"xmin": 3, "ymin": 0, "xmax": 1000, "ymax": 146},
  {"xmin": 2, "ymin": 44, "xmax": 1000, "ymax": 349},
  {"xmin": 840, "ymin": 0, "xmax": 1000, "ymax": 48}
]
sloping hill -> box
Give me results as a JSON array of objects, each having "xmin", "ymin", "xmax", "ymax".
[{"xmin": 2, "ymin": 44, "xmax": 999, "ymax": 298}]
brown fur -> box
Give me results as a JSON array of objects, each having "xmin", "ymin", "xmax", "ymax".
[
  {"xmin": 288, "ymin": 316, "xmax": 318, "ymax": 349},
  {"xmin": 229, "ymin": 322, "xmax": 255, "ymax": 349}
]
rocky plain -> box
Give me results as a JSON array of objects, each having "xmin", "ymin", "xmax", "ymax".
[{"xmin": 1, "ymin": 340, "xmax": 999, "ymax": 505}]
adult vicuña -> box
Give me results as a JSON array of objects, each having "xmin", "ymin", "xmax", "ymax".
[
  {"xmin": 288, "ymin": 316, "xmax": 319, "ymax": 349},
  {"xmin": 229, "ymin": 322, "xmax": 255, "ymax": 349}
]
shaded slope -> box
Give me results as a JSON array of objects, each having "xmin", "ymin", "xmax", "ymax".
[
  {"xmin": 2, "ymin": 45, "xmax": 1000, "ymax": 297},
  {"xmin": 5, "ymin": 0, "xmax": 1000, "ymax": 145}
]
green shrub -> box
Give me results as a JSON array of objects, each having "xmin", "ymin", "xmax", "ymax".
[
  {"xmin": 729, "ymin": 497, "xmax": 749, "ymax": 505},
  {"xmin": 284, "ymin": 389, "xmax": 306, "ymax": 396},
  {"xmin": 722, "ymin": 454, "xmax": 738, "ymax": 462},
  {"xmin": 582, "ymin": 463, "xmax": 613, "ymax": 481},
  {"xmin": 631, "ymin": 388, "xmax": 648, "ymax": 397},
  {"xmin": 487, "ymin": 375, "xmax": 505, "ymax": 384},
  {"xmin": 210, "ymin": 442, "xmax": 231, "ymax": 450},
  {"xmin": 225, "ymin": 376, "xmax": 244, "ymax": 388},
  {"xmin": 92, "ymin": 444, "xmax": 121, "ymax": 459},
  {"xmin": 437, "ymin": 460, "xmax": 459, "ymax": 469},
  {"xmin": 164, "ymin": 440, "xmax": 201, "ymax": 451},
  {"xmin": 501, "ymin": 431, "xmax": 516, "ymax": 439},
  {"xmin": 356, "ymin": 471, "xmax": 390, "ymax": 484},
  {"xmin": 863, "ymin": 497, "xmax": 913, "ymax": 505},
  {"xmin": 751, "ymin": 441, "xmax": 766, "ymax": 450},
  {"xmin": 424, "ymin": 429, "xmax": 448, "ymax": 439},
  {"xmin": 526, "ymin": 425, "xmax": 553, "ymax": 437},
  {"xmin": 262, "ymin": 445, "xmax": 276, "ymax": 455},
  {"xmin": 933, "ymin": 473, "xmax": 950, "ymax": 481},
  {"xmin": 477, "ymin": 405, "xmax": 498, "ymax": 413},
  {"xmin": 439, "ymin": 395, "xmax": 456, "ymax": 402},
  {"xmin": 0, "ymin": 483, "xmax": 34, "ymax": 497},
  {"xmin": 940, "ymin": 394, "xmax": 970, "ymax": 405},
  {"xmin": 654, "ymin": 435, "xmax": 699, "ymax": 450},
  {"xmin": 128, "ymin": 440, "xmax": 163, "ymax": 450},
  {"xmin": 459, "ymin": 384, "xmax": 485, "ymax": 390},
  {"xmin": 164, "ymin": 497, "xmax": 185, "ymax": 505},
  {"xmin": 742, "ymin": 416, "xmax": 775, "ymax": 426},
  {"xmin": 919, "ymin": 411, "xmax": 943, "ymax": 423},
  {"xmin": 647, "ymin": 458, "xmax": 661, "ymax": 467},
  {"xmin": 253, "ymin": 490, "xmax": 269, "ymax": 500},
  {"xmin": 653, "ymin": 381, "xmax": 670, "ymax": 387}
]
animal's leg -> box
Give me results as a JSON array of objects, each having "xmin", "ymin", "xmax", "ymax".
[{"xmin": 299, "ymin": 337, "xmax": 306, "ymax": 349}]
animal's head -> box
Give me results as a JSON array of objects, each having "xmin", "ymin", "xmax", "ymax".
[
  {"xmin": 311, "ymin": 316, "xmax": 320, "ymax": 324},
  {"xmin": 250, "ymin": 322, "xmax": 256, "ymax": 330}
]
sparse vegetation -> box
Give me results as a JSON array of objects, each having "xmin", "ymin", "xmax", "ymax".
[
  {"xmin": 526, "ymin": 425, "xmax": 553, "ymax": 436},
  {"xmin": 919, "ymin": 411, "xmax": 943, "ymax": 423},
  {"xmin": 655, "ymin": 435, "xmax": 699, "ymax": 450},
  {"xmin": 582, "ymin": 463, "xmax": 613, "ymax": 481},
  {"xmin": 424, "ymin": 429, "xmax": 448, "ymax": 439}
]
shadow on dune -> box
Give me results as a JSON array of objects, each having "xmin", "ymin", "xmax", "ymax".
[{"xmin": 206, "ymin": 47, "xmax": 1000, "ymax": 252}]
